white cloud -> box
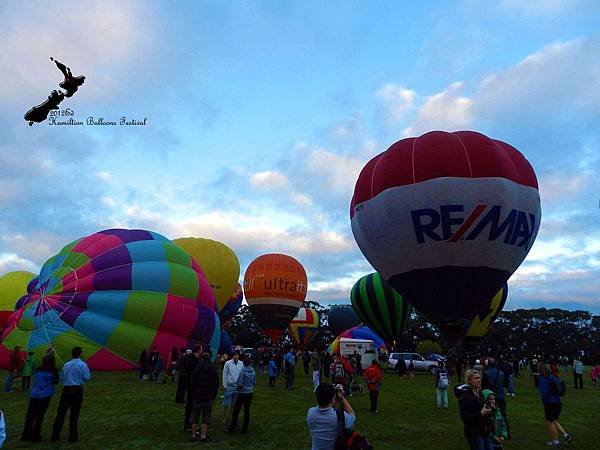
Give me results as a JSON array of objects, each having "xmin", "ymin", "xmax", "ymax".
[
  {"xmin": 403, "ymin": 82, "xmax": 473, "ymax": 136},
  {"xmin": 249, "ymin": 171, "xmax": 289, "ymax": 190},
  {"xmin": 290, "ymin": 192, "xmax": 312, "ymax": 206},
  {"xmin": 376, "ymin": 84, "xmax": 416, "ymax": 123},
  {"xmin": 0, "ymin": 253, "xmax": 36, "ymax": 274},
  {"xmin": 306, "ymin": 148, "xmax": 366, "ymax": 194},
  {"xmin": 499, "ymin": 0, "xmax": 592, "ymax": 16}
]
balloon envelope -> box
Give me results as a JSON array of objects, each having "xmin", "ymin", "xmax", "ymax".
[
  {"xmin": 219, "ymin": 282, "xmax": 243, "ymax": 325},
  {"xmin": 351, "ymin": 131, "xmax": 540, "ymax": 344},
  {"xmin": 1, "ymin": 229, "xmax": 220, "ymax": 369},
  {"xmin": 244, "ymin": 253, "xmax": 307, "ymax": 342},
  {"xmin": 173, "ymin": 238, "xmax": 240, "ymax": 314},
  {"xmin": 289, "ymin": 307, "xmax": 319, "ymax": 348},
  {"xmin": 327, "ymin": 325, "xmax": 386, "ymax": 354},
  {"xmin": 0, "ymin": 271, "xmax": 36, "ymax": 312},
  {"xmin": 350, "ymin": 273, "xmax": 411, "ymax": 342},
  {"xmin": 464, "ymin": 284, "xmax": 508, "ymax": 343},
  {"xmin": 328, "ymin": 306, "xmax": 360, "ymax": 337}
]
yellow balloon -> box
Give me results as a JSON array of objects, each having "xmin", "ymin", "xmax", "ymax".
[
  {"xmin": 0, "ymin": 271, "xmax": 36, "ymax": 311},
  {"xmin": 173, "ymin": 238, "xmax": 240, "ymax": 313}
]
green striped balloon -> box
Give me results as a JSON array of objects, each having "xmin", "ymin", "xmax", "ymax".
[{"xmin": 350, "ymin": 272, "xmax": 411, "ymax": 342}]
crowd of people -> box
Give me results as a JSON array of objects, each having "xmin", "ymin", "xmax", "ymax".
[{"xmin": 2, "ymin": 342, "xmax": 599, "ymax": 449}]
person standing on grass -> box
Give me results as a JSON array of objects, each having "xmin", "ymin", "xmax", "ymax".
[
  {"xmin": 21, "ymin": 354, "xmax": 59, "ymax": 442},
  {"xmin": 175, "ymin": 348, "xmax": 189, "ymax": 403},
  {"xmin": 590, "ymin": 361, "xmax": 600, "ymax": 387},
  {"xmin": 228, "ymin": 357, "xmax": 256, "ymax": 434},
  {"xmin": 284, "ymin": 348, "xmax": 296, "ymax": 389},
  {"xmin": 4, "ymin": 345, "xmax": 23, "ymax": 392},
  {"xmin": 458, "ymin": 369, "xmax": 493, "ymax": 450},
  {"xmin": 138, "ymin": 348, "xmax": 149, "ymax": 382},
  {"xmin": 167, "ymin": 347, "xmax": 179, "ymax": 384},
  {"xmin": 481, "ymin": 390, "xmax": 507, "ymax": 450},
  {"xmin": 183, "ymin": 346, "xmax": 202, "ymax": 431},
  {"xmin": 483, "ymin": 358, "xmax": 508, "ymax": 438},
  {"xmin": 222, "ymin": 350, "xmax": 243, "ymax": 428},
  {"xmin": 538, "ymin": 362, "xmax": 573, "ymax": 447},
  {"xmin": 50, "ymin": 346, "xmax": 91, "ymax": 444},
  {"xmin": 307, "ymin": 383, "xmax": 356, "ymax": 450},
  {"xmin": 434, "ymin": 361, "xmax": 450, "ymax": 410},
  {"xmin": 190, "ymin": 352, "xmax": 218, "ymax": 442},
  {"xmin": 455, "ymin": 354, "xmax": 464, "ymax": 383},
  {"xmin": 22, "ymin": 351, "xmax": 35, "ymax": 392},
  {"xmin": 268, "ymin": 355, "xmax": 278, "ymax": 387},
  {"xmin": 311, "ymin": 351, "xmax": 321, "ymax": 392},
  {"xmin": 572, "ymin": 357, "xmax": 584, "ymax": 389},
  {"xmin": 364, "ymin": 359, "xmax": 382, "ymax": 413},
  {"xmin": 303, "ymin": 351, "xmax": 311, "ymax": 376}
]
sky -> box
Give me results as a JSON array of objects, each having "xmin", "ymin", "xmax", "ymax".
[{"xmin": 1, "ymin": 0, "xmax": 599, "ymax": 313}]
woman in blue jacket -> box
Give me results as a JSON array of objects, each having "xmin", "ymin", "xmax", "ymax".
[
  {"xmin": 537, "ymin": 362, "xmax": 573, "ymax": 448},
  {"xmin": 228, "ymin": 358, "xmax": 256, "ymax": 434},
  {"xmin": 21, "ymin": 354, "xmax": 59, "ymax": 442}
]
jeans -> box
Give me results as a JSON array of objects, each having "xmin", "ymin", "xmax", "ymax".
[
  {"xmin": 369, "ymin": 389, "xmax": 379, "ymax": 412},
  {"xmin": 312, "ymin": 370, "xmax": 320, "ymax": 392},
  {"xmin": 229, "ymin": 393, "xmax": 253, "ymax": 432},
  {"xmin": 436, "ymin": 387, "xmax": 448, "ymax": 408},
  {"xmin": 507, "ymin": 374, "xmax": 515, "ymax": 394},
  {"xmin": 573, "ymin": 372, "xmax": 583, "ymax": 389},
  {"xmin": 467, "ymin": 436, "xmax": 493, "ymax": 450}
]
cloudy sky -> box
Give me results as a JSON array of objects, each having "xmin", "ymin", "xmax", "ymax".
[{"xmin": 1, "ymin": 1, "xmax": 599, "ymax": 313}]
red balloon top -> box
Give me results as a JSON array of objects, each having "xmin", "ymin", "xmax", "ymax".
[{"xmin": 350, "ymin": 131, "xmax": 538, "ymax": 218}]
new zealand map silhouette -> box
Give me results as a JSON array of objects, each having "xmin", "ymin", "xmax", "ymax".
[{"xmin": 24, "ymin": 57, "xmax": 86, "ymax": 126}]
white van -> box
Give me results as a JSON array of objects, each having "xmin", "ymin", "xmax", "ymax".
[{"xmin": 339, "ymin": 338, "xmax": 377, "ymax": 369}]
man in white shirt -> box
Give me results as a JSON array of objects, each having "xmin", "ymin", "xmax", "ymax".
[
  {"xmin": 222, "ymin": 351, "xmax": 243, "ymax": 428},
  {"xmin": 307, "ymin": 383, "xmax": 355, "ymax": 450}
]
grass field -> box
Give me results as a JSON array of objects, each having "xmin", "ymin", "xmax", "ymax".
[{"xmin": 1, "ymin": 367, "xmax": 599, "ymax": 449}]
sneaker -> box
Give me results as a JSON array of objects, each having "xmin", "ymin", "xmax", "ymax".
[
  {"xmin": 200, "ymin": 436, "xmax": 211, "ymax": 442},
  {"xmin": 547, "ymin": 440, "xmax": 560, "ymax": 447},
  {"xmin": 563, "ymin": 433, "xmax": 573, "ymax": 444}
]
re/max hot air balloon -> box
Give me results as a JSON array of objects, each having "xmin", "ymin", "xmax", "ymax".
[
  {"xmin": 351, "ymin": 131, "xmax": 540, "ymax": 345},
  {"xmin": 288, "ymin": 307, "xmax": 319, "ymax": 348},
  {"xmin": 328, "ymin": 306, "xmax": 360, "ymax": 337},
  {"xmin": 327, "ymin": 325, "xmax": 386, "ymax": 354},
  {"xmin": 350, "ymin": 273, "xmax": 411, "ymax": 343},
  {"xmin": 464, "ymin": 284, "xmax": 508, "ymax": 344},
  {"xmin": 219, "ymin": 282, "xmax": 243, "ymax": 325},
  {"xmin": 244, "ymin": 253, "xmax": 307, "ymax": 343},
  {"xmin": 0, "ymin": 229, "xmax": 220, "ymax": 369}
]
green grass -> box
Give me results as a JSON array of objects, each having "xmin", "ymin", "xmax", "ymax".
[{"xmin": 1, "ymin": 368, "xmax": 599, "ymax": 449}]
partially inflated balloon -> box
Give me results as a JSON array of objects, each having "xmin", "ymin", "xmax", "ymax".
[
  {"xmin": 0, "ymin": 271, "xmax": 36, "ymax": 327},
  {"xmin": 465, "ymin": 284, "xmax": 508, "ymax": 344},
  {"xmin": 289, "ymin": 307, "xmax": 319, "ymax": 348},
  {"xmin": 351, "ymin": 131, "xmax": 540, "ymax": 344},
  {"xmin": 219, "ymin": 282, "xmax": 243, "ymax": 325},
  {"xmin": 244, "ymin": 253, "xmax": 307, "ymax": 342},
  {"xmin": 328, "ymin": 306, "xmax": 360, "ymax": 337},
  {"xmin": 173, "ymin": 238, "xmax": 240, "ymax": 314},
  {"xmin": 1, "ymin": 229, "xmax": 219, "ymax": 369},
  {"xmin": 350, "ymin": 273, "xmax": 411, "ymax": 342},
  {"xmin": 327, "ymin": 325, "xmax": 386, "ymax": 354}
]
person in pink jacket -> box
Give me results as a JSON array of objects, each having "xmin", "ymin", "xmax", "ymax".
[{"xmin": 590, "ymin": 363, "xmax": 600, "ymax": 387}]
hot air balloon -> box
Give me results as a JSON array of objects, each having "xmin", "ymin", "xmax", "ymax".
[
  {"xmin": 464, "ymin": 284, "xmax": 508, "ymax": 344},
  {"xmin": 244, "ymin": 253, "xmax": 307, "ymax": 343},
  {"xmin": 1, "ymin": 229, "xmax": 220, "ymax": 369},
  {"xmin": 350, "ymin": 273, "xmax": 411, "ymax": 343},
  {"xmin": 0, "ymin": 271, "xmax": 36, "ymax": 325},
  {"xmin": 173, "ymin": 238, "xmax": 240, "ymax": 314},
  {"xmin": 351, "ymin": 131, "xmax": 540, "ymax": 345},
  {"xmin": 288, "ymin": 307, "xmax": 319, "ymax": 348},
  {"xmin": 219, "ymin": 282, "xmax": 243, "ymax": 325},
  {"xmin": 327, "ymin": 325, "xmax": 386, "ymax": 354},
  {"xmin": 328, "ymin": 306, "xmax": 360, "ymax": 337}
]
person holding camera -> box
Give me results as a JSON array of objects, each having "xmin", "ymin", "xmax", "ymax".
[
  {"xmin": 458, "ymin": 370, "xmax": 493, "ymax": 450},
  {"xmin": 307, "ymin": 383, "xmax": 355, "ymax": 450}
]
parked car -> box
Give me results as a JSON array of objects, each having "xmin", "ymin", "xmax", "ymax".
[
  {"xmin": 242, "ymin": 347, "xmax": 256, "ymax": 360},
  {"xmin": 423, "ymin": 352, "xmax": 447, "ymax": 362},
  {"xmin": 388, "ymin": 352, "xmax": 439, "ymax": 374}
]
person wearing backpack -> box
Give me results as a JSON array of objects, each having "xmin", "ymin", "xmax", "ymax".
[
  {"xmin": 331, "ymin": 355, "xmax": 348, "ymax": 396},
  {"xmin": 307, "ymin": 383, "xmax": 356, "ymax": 450},
  {"xmin": 434, "ymin": 361, "xmax": 450, "ymax": 409},
  {"xmin": 537, "ymin": 362, "xmax": 573, "ymax": 448}
]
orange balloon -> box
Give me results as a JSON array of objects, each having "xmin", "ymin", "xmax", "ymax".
[{"xmin": 244, "ymin": 253, "xmax": 308, "ymax": 342}]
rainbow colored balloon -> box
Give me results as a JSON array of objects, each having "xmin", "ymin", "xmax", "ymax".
[
  {"xmin": 327, "ymin": 325, "xmax": 386, "ymax": 354},
  {"xmin": 288, "ymin": 307, "xmax": 319, "ymax": 348},
  {"xmin": 219, "ymin": 282, "xmax": 243, "ymax": 325},
  {"xmin": 0, "ymin": 229, "xmax": 220, "ymax": 369}
]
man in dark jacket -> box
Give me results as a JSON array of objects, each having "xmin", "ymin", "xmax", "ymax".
[
  {"xmin": 183, "ymin": 346, "xmax": 201, "ymax": 431},
  {"xmin": 175, "ymin": 348, "xmax": 188, "ymax": 403},
  {"xmin": 190, "ymin": 352, "xmax": 218, "ymax": 442}
]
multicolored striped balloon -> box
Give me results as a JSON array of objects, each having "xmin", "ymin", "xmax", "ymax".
[
  {"xmin": 288, "ymin": 307, "xmax": 319, "ymax": 348},
  {"xmin": 327, "ymin": 325, "xmax": 386, "ymax": 354},
  {"xmin": 350, "ymin": 273, "xmax": 411, "ymax": 342},
  {"xmin": 0, "ymin": 229, "xmax": 220, "ymax": 369}
]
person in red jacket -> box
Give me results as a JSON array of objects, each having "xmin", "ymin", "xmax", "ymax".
[
  {"xmin": 364, "ymin": 360, "xmax": 382, "ymax": 413},
  {"xmin": 4, "ymin": 346, "xmax": 24, "ymax": 393}
]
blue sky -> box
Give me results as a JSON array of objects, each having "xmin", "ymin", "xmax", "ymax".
[{"xmin": 1, "ymin": 0, "xmax": 599, "ymax": 312}]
